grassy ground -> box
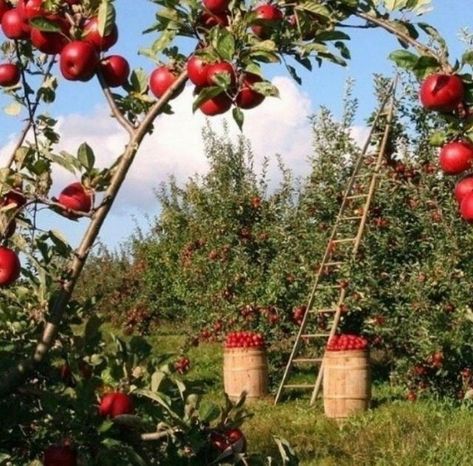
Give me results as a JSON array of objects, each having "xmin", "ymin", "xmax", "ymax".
[{"xmin": 145, "ymin": 328, "xmax": 473, "ymax": 465}]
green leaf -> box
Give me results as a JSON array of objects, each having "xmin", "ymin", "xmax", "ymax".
[
  {"xmin": 198, "ymin": 400, "xmax": 220, "ymax": 423},
  {"xmin": 388, "ymin": 50, "xmax": 418, "ymax": 69},
  {"xmin": 214, "ymin": 28, "xmax": 235, "ymax": 61},
  {"xmin": 192, "ymin": 86, "xmax": 225, "ymax": 113},
  {"xmin": 49, "ymin": 230, "xmax": 72, "ymax": 256},
  {"xmin": 98, "ymin": 0, "xmax": 116, "ymax": 37},
  {"xmin": 429, "ymin": 131, "xmax": 447, "ymax": 147},
  {"xmin": 29, "ymin": 16, "xmax": 62, "ymax": 32},
  {"xmin": 252, "ymin": 81, "xmax": 279, "ymax": 98},
  {"xmin": 77, "ymin": 143, "xmax": 95, "ymax": 171},
  {"xmin": 129, "ymin": 69, "xmax": 149, "ymax": 94},
  {"xmin": 232, "ymin": 107, "xmax": 244, "ymax": 130}
]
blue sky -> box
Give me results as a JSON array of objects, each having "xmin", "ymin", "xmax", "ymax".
[{"xmin": 0, "ymin": 1, "xmax": 471, "ymax": 250}]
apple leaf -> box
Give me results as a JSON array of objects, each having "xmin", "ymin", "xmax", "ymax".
[
  {"xmin": 198, "ymin": 400, "xmax": 221, "ymax": 423},
  {"xmin": 388, "ymin": 50, "xmax": 418, "ymax": 69},
  {"xmin": 129, "ymin": 69, "xmax": 149, "ymax": 94},
  {"xmin": 78, "ymin": 143, "xmax": 96, "ymax": 172},
  {"xmin": 232, "ymin": 107, "xmax": 244, "ymax": 131},
  {"xmin": 412, "ymin": 55, "xmax": 439, "ymax": 79},
  {"xmin": 429, "ymin": 131, "xmax": 447, "ymax": 147},
  {"xmin": 29, "ymin": 17, "xmax": 62, "ymax": 33},
  {"xmin": 252, "ymin": 82, "xmax": 279, "ymax": 98},
  {"xmin": 213, "ymin": 28, "xmax": 235, "ymax": 61},
  {"xmin": 192, "ymin": 86, "xmax": 225, "ymax": 113},
  {"xmin": 98, "ymin": 0, "xmax": 116, "ymax": 37}
]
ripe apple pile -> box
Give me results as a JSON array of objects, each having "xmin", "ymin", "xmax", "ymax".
[
  {"xmin": 224, "ymin": 331, "xmax": 265, "ymax": 349},
  {"xmin": 0, "ymin": 1, "xmax": 130, "ymax": 87},
  {"xmin": 99, "ymin": 391, "xmax": 134, "ymax": 418},
  {"xmin": 326, "ymin": 334, "xmax": 369, "ymax": 351},
  {"xmin": 419, "ymin": 73, "xmax": 473, "ymax": 222}
]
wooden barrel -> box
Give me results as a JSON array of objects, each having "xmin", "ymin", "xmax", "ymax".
[
  {"xmin": 223, "ymin": 348, "xmax": 268, "ymax": 402},
  {"xmin": 323, "ymin": 349, "xmax": 371, "ymax": 419}
]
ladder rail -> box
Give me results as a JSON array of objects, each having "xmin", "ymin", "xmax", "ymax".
[{"xmin": 274, "ymin": 77, "xmax": 398, "ymax": 405}]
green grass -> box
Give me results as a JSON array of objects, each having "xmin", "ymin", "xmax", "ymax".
[{"xmin": 144, "ymin": 328, "xmax": 473, "ymax": 465}]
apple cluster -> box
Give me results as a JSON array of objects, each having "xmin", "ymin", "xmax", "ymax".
[
  {"xmin": 0, "ymin": 0, "xmax": 130, "ymax": 88},
  {"xmin": 150, "ymin": 0, "xmax": 289, "ymax": 116},
  {"xmin": 326, "ymin": 334, "xmax": 369, "ymax": 351},
  {"xmin": 224, "ymin": 331, "xmax": 265, "ymax": 349},
  {"xmin": 419, "ymin": 74, "xmax": 473, "ymax": 222}
]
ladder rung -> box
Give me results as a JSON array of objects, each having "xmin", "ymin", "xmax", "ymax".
[
  {"xmin": 332, "ymin": 238, "xmax": 356, "ymax": 243},
  {"xmin": 301, "ymin": 334, "xmax": 330, "ymax": 338},
  {"xmin": 346, "ymin": 194, "xmax": 368, "ymax": 200},
  {"xmin": 316, "ymin": 284, "xmax": 341, "ymax": 289},
  {"xmin": 340, "ymin": 216, "xmax": 363, "ymax": 221},
  {"xmin": 308, "ymin": 308, "xmax": 336, "ymax": 314},
  {"xmin": 292, "ymin": 358, "xmax": 323, "ymax": 363},
  {"xmin": 283, "ymin": 384, "xmax": 315, "ymax": 389},
  {"xmin": 324, "ymin": 261, "xmax": 344, "ymax": 267}
]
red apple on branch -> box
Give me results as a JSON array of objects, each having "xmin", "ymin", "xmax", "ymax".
[
  {"xmin": 203, "ymin": 0, "xmax": 230, "ymax": 14},
  {"xmin": 236, "ymin": 73, "xmax": 265, "ymax": 109},
  {"xmin": 57, "ymin": 182, "xmax": 92, "ymax": 218},
  {"xmin": 0, "ymin": 246, "xmax": 21, "ymax": 287},
  {"xmin": 206, "ymin": 61, "xmax": 235, "ymax": 86},
  {"xmin": 149, "ymin": 66, "xmax": 180, "ymax": 98},
  {"xmin": 17, "ymin": 0, "xmax": 46, "ymax": 20},
  {"xmin": 83, "ymin": 17, "xmax": 118, "ymax": 51},
  {"xmin": 59, "ymin": 41, "xmax": 99, "ymax": 81},
  {"xmin": 454, "ymin": 175, "xmax": 473, "ymax": 204},
  {"xmin": 1, "ymin": 8, "xmax": 30, "ymax": 39},
  {"xmin": 439, "ymin": 140, "xmax": 473, "ymax": 175},
  {"xmin": 251, "ymin": 4, "xmax": 283, "ymax": 39},
  {"xmin": 420, "ymin": 74, "xmax": 465, "ymax": 113},
  {"xmin": 199, "ymin": 92, "xmax": 232, "ymax": 116},
  {"xmin": 30, "ymin": 15, "xmax": 69, "ymax": 54},
  {"xmin": 0, "ymin": 0, "xmax": 10, "ymax": 22},
  {"xmin": 460, "ymin": 191, "xmax": 473, "ymax": 222},
  {"xmin": 99, "ymin": 392, "xmax": 134, "ymax": 418},
  {"xmin": 0, "ymin": 63, "xmax": 20, "ymax": 87},
  {"xmin": 187, "ymin": 55, "xmax": 210, "ymax": 87},
  {"xmin": 100, "ymin": 55, "xmax": 130, "ymax": 88}
]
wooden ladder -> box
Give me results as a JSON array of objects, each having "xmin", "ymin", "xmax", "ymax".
[{"xmin": 274, "ymin": 79, "xmax": 398, "ymax": 406}]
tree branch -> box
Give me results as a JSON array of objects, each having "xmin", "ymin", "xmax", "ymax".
[
  {"xmin": 96, "ymin": 71, "xmax": 136, "ymax": 136},
  {"xmin": 354, "ymin": 11, "xmax": 453, "ymax": 73},
  {"xmin": 0, "ymin": 70, "xmax": 189, "ymax": 397},
  {"xmin": 4, "ymin": 57, "xmax": 56, "ymax": 170}
]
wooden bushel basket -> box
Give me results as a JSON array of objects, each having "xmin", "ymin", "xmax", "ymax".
[
  {"xmin": 323, "ymin": 349, "xmax": 371, "ymax": 419},
  {"xmin": 223, "ymin": 347, "xmax": 268, "ymax": 402}
]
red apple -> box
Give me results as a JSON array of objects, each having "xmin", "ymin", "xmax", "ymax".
[
  {"xmin": 0, "ymin": 0, "xmax": 10, "ymax": 22},
  {"xmin": 1, "ymin": 8, "xmax": 30, "ymax": 39},
  {"xmin": 203, "ymin": 0, "xmax": 230, "ymax": 14},
  {"xmin": 206, "ymin": 61, "xmax": 235, "ymax": 87},
  {"xmin": 149, "ymin": 66, "xmax": 179, "ymax": 98},
  {"xmin": 99, "ymin": 392, "xmax": 134, "ymax": 418},
  {"xmin": 236, "ymin": 73, "xmax": 265, "ymax": 109},
  {"xmin": 455, "ymin": 175, "xmax": 473, "ymax": 204},
  {"xmin": 251, "ymin": 4, "xmax": 283, "ymax": 39},
  {"xmin": 17, "ymin": 0, "xmax": 46, "ymax": 20},
  {"xmin": 44, "ymin": 444, "xmax": 77, "ymax": 466},
  {"xmin": 0, "ymin": 63, "xmax": 20, "ymax": 87},
  {"xmin": 83, "ymin": 17, "xmax": 118, "ymax": 51},
  {"xmin": 0, "ymin": 246, "xmax": 21, "ymax": 287},
  {"xmin": 30, "ymin": 15, "xmax": 69, "ymax": 54},
  {"xmin": 200, "ymin": 10, "xmax": 228, "ymax": 28},
  {"xmin": 100, "ymin": 55, "xmax": 130, "ymax": 88},
  {"xmin": 58, "ymin": 182, "xmax": 92, "ymax": 217},
  {"xmin": 225, "ymin": 428, "xmax": 246, "ymax": 453},
  {"xmin": 199, "ymin": 92, "xmax": 232, "ymax": 116},
  {"xmin": 439, "ymin": 140, "xmax": 473, "ymax": 175},
  {"xmin": 2, "ymin": 189, "xmax": 26, "ymax": 208},
  {"xmin": 187, "ymin": 55, "xmax": 210, "ymax": 87},
  {"xmin": 460, "ymin": 191, "xmax": 473, "ymax": 222},
  {"xmin": 420, "ymin": 74, "xmax": 465, "ymax": 113},
  {"xmin": 59, "ymin": 41, "xmax": 99, "ymax": 81}
]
